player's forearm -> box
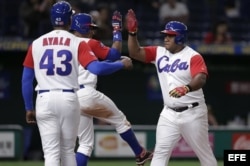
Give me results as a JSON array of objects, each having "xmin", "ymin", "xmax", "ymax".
[
  {"xmin": 112, "ymin": 41, "xmax": 122, "ymax": 53},
  {"xmin": 128, "ymin": 35, "xmax": 141, "ymax": 58},
  {"xmin": 22, "ymin": 67, "xmax": 35, "ymax": 111},
  {"xmin": 169, "ymin": 73, "xmax": 207, "ymax": 98},
  {"xmin": 106, "ymin": 48, "xmax": 121, "ymax": 61},
  {"xmin": 188, "ymin": 73, "xmax": 207, "ymax": 91},
  {"xmin": 106, "ymin": 30, "xmax": 122, "ymax": 61},
  {"xmin": 112, "ymin": 30, "xmax": 122, "ymax": 52},
  {"xmin": 86, "ymin": 60, "xmax": 123, "ymax": 75}
]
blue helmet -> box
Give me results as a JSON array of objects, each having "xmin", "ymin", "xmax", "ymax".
[
  {"xmin": 161, "ymin": 21, "xmax": 188, "ymax": 44},
  {"xmin": 50, "ymin": 1, "xmax": 73, "ymax": 27},
  {"xmin": 70, "ymin": 13, "xmax": 98, "ymax": 34}
]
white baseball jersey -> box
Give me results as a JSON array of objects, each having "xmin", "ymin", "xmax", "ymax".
[
  {"xmin": 23, "ymin": 30, "xmax": 97, "ymax": 90},
  {"xmin": 145, "ymin": 46, "xmax": 208, "ymax": 107},
  {"xmin": 77, "ymin": 38, "xmax": 110, "ymax": 88}
]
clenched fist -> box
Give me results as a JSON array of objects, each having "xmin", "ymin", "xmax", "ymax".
[
  {"xmin": 26, "ymin": 110, "xmax": 36, "ymax": 124},
  {"xmin": 169, "ymin": 85, "xmax": 190, "ymax": 98},
  {"xmin": 120, "ymin": 57, "xmax": 133, "ymax": 70},
  {"xmin": 126, "ymin": 9, "xmax": 138, "ymax": 33}
]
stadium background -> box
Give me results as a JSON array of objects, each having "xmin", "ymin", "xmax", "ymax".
[{"xmin": 0, "ymin": 0, "xmax": 250, "ymax": 163}]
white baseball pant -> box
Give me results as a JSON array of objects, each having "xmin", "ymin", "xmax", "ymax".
[
  {"xmin": 36, "ymin": 90, "xmax": 80, "ymax": 166},
  {"xmin": 150, "ymin": 103, "xmax": 217, "ymax": 166},
  {"xmin": 76, "ymin": 86, "xmax": 131, "ymax": 156}
]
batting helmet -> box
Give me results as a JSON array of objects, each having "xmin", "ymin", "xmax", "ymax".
[
  {"xmin": 70, "ymin": 13, "xmax": 98, "ymax": 34},
  {"xmin": 161, "ymin": 21, "xmax": 188, "ymax": 45},
  {"xmin": 50, "ymin": 1, "xmax": 73, "ymax": 27}
]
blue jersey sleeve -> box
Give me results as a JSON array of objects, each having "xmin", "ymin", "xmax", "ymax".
[
  {"xmin": 86, "ymin": 60, "xmax": 123, "ymax": 75},
  {"xmin": 22, "ymin": 67, "xmax": 35, "ymax": 111},
  {"xmin": 105, "ymin": 48, "xmax": 121, "ymax": 61}
]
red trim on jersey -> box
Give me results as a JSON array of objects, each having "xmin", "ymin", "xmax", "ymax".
[
  {"xmin": 190, "ymin": 55, "xmax": 208, "ymax": 78},
  {"xmin": 88, "ymin": 39, "xmax": 109, "ymax": 60},
  {"xmin": 23, "ymin": 45, "xmax": 34, "ymax": 68},
  {"xmin": 78, "ymin": 41, "xmax": 98, "ymax": 67},
  {"xmin": 144, "ymin": 46, "xmax": 157, "ymax": 63}
]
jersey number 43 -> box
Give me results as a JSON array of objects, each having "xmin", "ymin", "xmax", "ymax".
[{"xmin": 39, "ymin": 49, "xmax": 72, "ymax": 76}]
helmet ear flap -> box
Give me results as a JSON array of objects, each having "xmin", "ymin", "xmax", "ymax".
[
  {"xmin": 175, "ymin": 33, "xmax": 186, "ymax": 44},
  {"xmin": 81, "ymin": 25, "xmax": 91, "ymax": 34}
]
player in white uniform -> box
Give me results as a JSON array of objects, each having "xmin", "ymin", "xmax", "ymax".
[
  {"xmin": 21, "ymin": 2, "xmax": 132, "ymax": 166},
  {"xmin": 125, "ymin": 9, "xmax": 217, "ymax": 166},
  {"xmin": 69, "ymin": 12, "xmax": 153, "ymax": 166}
]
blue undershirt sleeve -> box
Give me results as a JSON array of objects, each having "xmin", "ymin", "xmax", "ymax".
[
  {"xmin": 86, "ymin": 60, "xmax": 123, "ymax": 75},
  {"xmin": 106, "ymin": 48, "xmax": 121, "ymax": 61},
  {"xmin": 22, "ymin": 67, "xmax": 35, "ymax": 111}
]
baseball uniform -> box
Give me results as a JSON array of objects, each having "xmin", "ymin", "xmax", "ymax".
[
  {"xmin": 22, "ymin": 30, "xmax": 97, "ymax": 166},
  {"xmin": 71, "ymin": 12, "xmax": 153, "ymax": 166},
  {"xmin": 144, "ymin": 46, "xmax": 217, "ymax": 166},
  {"xmin": 77, "ymin": 38, "xmax": 137, "ymax": 156},
  {"xmin": 126, "ymin": 11, "xmax": 217, "ymax": 166}
]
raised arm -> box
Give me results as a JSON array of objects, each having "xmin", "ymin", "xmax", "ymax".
[
  {"xmin": 126, "ymin": 9, "xmax": 147, "ymax": 62},
  {"xmin": 103, "ymin": 10, "xmax": 123, "ymax": 61},
  {"xmin": 111, "ymin": 10, "xmax": 123, "ymax": 52}
]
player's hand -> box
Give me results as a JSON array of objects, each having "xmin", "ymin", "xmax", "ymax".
[
  {"xmin": 126, "ymin": 9, "xmax": 138, "ymax": 33},
  {"xmin": 112, "ymin": 10, "xmax": 122, "ymax": 31},
  {"xmin": 120, "ymin": 57, "xmax": 133, "ymax": 70},
  {"xmin": 120, "ymin": 56, "xmax": 131, "ymax": 60},
  {"xmin": 26, "ymin": 110, "xmax": 36, "ymax": 124},
  {"xmin": 169, "ymin": 86, "xmax": 190, "ymax": 98}
]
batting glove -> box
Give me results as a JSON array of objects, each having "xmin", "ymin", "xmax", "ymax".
[
  {"xmin": 169, "ymin": 85, "xmax": 191, "ymax": 98},
  {"xmin": 112, "ymin": 10, "xmax": 122, "ymax": 41},
  {"xmin": 112, "ymin": 10, "xmax": 122, "ymax": 31},
  {"xmin": 126, "ymin": 9, "xmax": 138, "ymax": 34}
]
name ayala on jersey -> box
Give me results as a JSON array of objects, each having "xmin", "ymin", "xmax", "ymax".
[
  {"xmin": 43, "ymin": 37, "xmax": 71, "ymax": 46},
  {"xmin": 157, "ymin": 56, "xmax": 188, "ymax": 73}
]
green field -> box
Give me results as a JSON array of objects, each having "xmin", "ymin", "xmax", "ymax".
[{"xmin": 0, "ymin": 160, "xmax": 224, "ymax": 166}]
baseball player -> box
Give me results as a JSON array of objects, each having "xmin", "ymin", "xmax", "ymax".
[
  {"xmin": 69, "ymin": 12, "xmax": 153, "ymax": 166},
  {"xmin": 125, "ymin": 9, "xmax": 217, "ymax": 166},
  {"xmin": 21, "ymin": 1, "xmax": 132, "ymax": 166}
]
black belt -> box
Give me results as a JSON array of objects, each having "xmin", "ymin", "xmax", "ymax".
[
  {"xmin": 79, "ymin": 84, "xmax": 85, "ymax": 89},
  {"xmin": 169, "ymin": 102, "xmax": 199, "ymax": 112},
  {"xmin": 38, "ymin": 89, "xmax": 74, "ymax": 94}
]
